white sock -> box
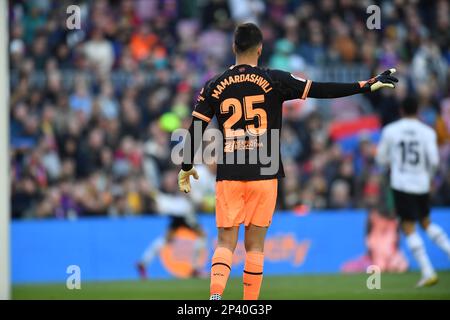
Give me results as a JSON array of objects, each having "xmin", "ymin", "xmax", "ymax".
[
  {"xmin": 405, "ymin": 232, "xmax": 435, "ymax": 278},
  {"xmin": 426, "ymin": 223, "xmax": 450, "ymax": 257},
  {"xmin": 140, "ymin": 237, "xmax": 166, "ymax": 266}
]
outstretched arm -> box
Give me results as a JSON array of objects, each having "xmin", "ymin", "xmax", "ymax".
[{"xmin": 308, "ymin": 68, "xmax": 398, "ymax": 99}]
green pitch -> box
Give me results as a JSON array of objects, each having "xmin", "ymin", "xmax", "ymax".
[{"xmin": 13, "ymin": 272, "xmax": 450, "ymax": 300}]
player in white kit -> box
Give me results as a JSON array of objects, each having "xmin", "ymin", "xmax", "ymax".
[{"xmin": 376, "ymin": 96, "xmax": 450, "ymax": 287}]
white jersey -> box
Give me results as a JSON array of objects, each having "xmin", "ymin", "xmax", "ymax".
[{"xmin": 376, "ymin": 118, "xmax": 439, "ymax": 194}]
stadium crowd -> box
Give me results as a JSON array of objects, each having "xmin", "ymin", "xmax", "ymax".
[{"xmin": 9, "ymin": 0, "xmax": 450, "ymax": 219}]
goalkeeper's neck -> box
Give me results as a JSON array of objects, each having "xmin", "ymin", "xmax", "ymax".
[
  {"xmin": 235, "ymin": 56, "xmax": 258, "ymax": 67},
  {"xmin": 233, "ymin": 44, "xmax": 261, "ymax": 67}
]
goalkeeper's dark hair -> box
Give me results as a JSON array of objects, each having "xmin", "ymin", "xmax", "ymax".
[
  {"xmin": 233, "ymin": 23, "xmax": 263, "ymax": 54},
  {"xmin": 401, "ymin": 96, "xmax": 419, "ymax": 115}
]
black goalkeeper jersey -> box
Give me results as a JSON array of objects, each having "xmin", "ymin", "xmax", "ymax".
[{"xmin": 192, "ymin": 64, "xmax": 312, "ymax": 181}]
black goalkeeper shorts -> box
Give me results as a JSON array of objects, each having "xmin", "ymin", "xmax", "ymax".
[{"xmin": 392, "ymin": 189, "xmax": 430, "ymax": 222}]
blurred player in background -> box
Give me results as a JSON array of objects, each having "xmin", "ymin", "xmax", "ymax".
[
  {"xmin": 376, "ymin": 96, "xmax": 450, "ymax": 287},
  {"xmin": 178, "ymin": 23, "xmax": 398, "ymax": 300},
  {"xmin": 342, "ymin": 208, "xmax": 408, "ymax": 274},
  {"xmin": 137, "ymin": 170, "xmax": 207, "ymax": 279},
  {"xmin": 137, "ymin": 216, "xmax": 206, "ymax": 279}
]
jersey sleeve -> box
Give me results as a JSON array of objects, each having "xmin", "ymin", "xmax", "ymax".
[
  {"xmin": 192, "ymin": 81, "xmax": 215, "ymax": 123},
  {"xmin": 376, "ymin": 128, "xmax": 390, "ymax": 167},
  {"xmin": 270, "ymin": 69, "xmax": 312, "ymax": 101},
  {"xmin": 426, "ymin": 130, "xmax": 439, "ymax": 169}
]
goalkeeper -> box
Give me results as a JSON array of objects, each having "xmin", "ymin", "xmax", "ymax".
[{"xmin": 178, "ymin": 22, "xmax": 398, "ymax": 300}]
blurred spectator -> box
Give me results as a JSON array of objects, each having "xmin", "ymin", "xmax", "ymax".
[
  {"xmin": 129, "ymin": 23, "xmax": 158, "ymax": 62},
  {"xmin": 83, "ymin": 28, "xmax": 115, "ymax": 75},
  {"xmin": 328, "ymin": 180, "xmax": 352, "ymax": 209},
  {"xmin": 69, "ymin": 80, "xmax": 92, "ymax": 116}
]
